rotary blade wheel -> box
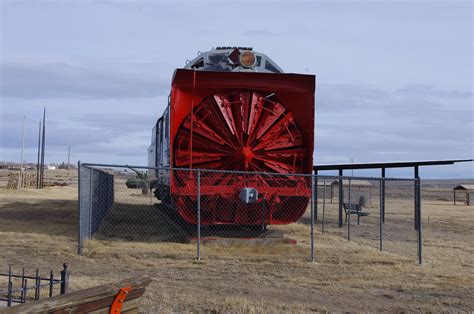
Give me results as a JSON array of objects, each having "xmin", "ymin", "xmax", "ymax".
[{"xmin": 174, "ymin": 90, "xmax": 305, "ymax": 173}]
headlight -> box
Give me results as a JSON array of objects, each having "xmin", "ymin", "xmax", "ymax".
[{"xmin": 239, "ymin": 51, "xmax": 256, "ymax": 68}]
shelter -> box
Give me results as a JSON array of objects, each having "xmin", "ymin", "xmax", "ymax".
[
  {"xmin": 330, "ymin": 180, "xmax": 372, "ymax": 205},
  {"xmin": 316, "ymin": 180, "xmax": 332, "ymax": 199},
  {"xmin": 313, "ymin": 159, "xmax": 472, "ymax": 229},
  {"xmin": 453, "ymin": 185, "xmax": 474, "ymax": 205}
]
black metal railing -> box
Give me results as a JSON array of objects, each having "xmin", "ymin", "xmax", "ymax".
[{"xmin": 0, "ymin": 264, "xmax": 69, "ymax": 307}]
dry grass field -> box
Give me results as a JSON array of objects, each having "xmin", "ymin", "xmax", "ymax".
[{"xmin": 0, "ymin": 178, "xmax": 473, "ymax": 312}]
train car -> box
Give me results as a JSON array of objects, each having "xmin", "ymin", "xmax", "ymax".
[{"xmin": 148, "ymin": 47, "xmax": 315, "ymax": 226}]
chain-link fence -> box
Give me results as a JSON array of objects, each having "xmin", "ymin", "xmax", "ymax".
[
  {"xmin": 315, "ymin": 177, "xmax": 421, "ymax": 261},
  {"xmin": 77, "ymin": 163, "xmax": 422, "ymax": 264}
]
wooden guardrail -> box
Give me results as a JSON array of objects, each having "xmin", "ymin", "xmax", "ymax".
[{"xmin": 2, "ymin": 276, "xmax": 152, "ymax": 313}]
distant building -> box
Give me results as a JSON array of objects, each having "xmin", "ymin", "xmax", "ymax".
[
  {"xmin": 58, "ymin": 162, "xmax": 76, "ymax": 170},
  {"xmin": 454, "ymin": 185, "xmax": 474, "ymax": 205},
  {"xmin": 0, "ymin": 161, "xmax": 40, "ymax": 170},
  {"xmin": 47, "ymin": 165, "xmax": 57, "ymax": 170}
]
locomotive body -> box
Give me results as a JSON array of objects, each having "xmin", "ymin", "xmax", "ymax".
[{"xmin": 148, "ymin": 47, "xmax": 315, "ymax": 225}]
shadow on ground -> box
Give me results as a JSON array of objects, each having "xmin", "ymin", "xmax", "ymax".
[
  {"xmin": 95, "ymin": 203, "xmax": 279, "ymax": 243},
  {"xmin": 0, "ymin": 199, "xmax": 78, "ymax": 237}
]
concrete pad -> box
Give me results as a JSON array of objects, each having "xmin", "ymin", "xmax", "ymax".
[{"xmin": 189, "ymin": 237, "xmax": 297, "ymax": 245}]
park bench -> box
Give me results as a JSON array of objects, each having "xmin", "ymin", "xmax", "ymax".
[{"xmin": 343, "ymin": 199, "xmax": 369, "ymax": 225}]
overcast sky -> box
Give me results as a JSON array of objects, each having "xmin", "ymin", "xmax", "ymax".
[{"xmin": 0, "ymin": 0, "xmax": 472, "ymax": 178}]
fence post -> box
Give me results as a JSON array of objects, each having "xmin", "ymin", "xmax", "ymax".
[
  {"xmin": 381, "ymin": 168, "xmax": 386, "ymax": 223},
  {"xmin": 197, "ymin": 169, "xmax": 201, "ymax": 261},
  {"xmin": 310, "ymin": 175, "xmax": 315, "ymax": 262},
  {"xmin": 7, "ymin": 281, "xmax": 12, "ymax": 307},
  {"xmin": 20, "ymin": 268, "xmax": 25, "ymax": 302},
  {"xmin": 77, "ymin": 161, "xmax": 82, "ymax": 255},
  {"xmin": 21, "ymin": 278, "xmax": 27, "ymax": 303},
  {"xmin": 338, "ymin": 170, "xmax": 343, "ymax": 227},
  {"xmin": 7, "ymin": 266, "xmax": 12, "ymax": 307},
  {"xmin": 414, "ymin": 166, "xmax": 419, "ymax": 230},
  {"xmin": 416, "ymin": 178, "xmax": 422, "ymax": 265},
  {"xmin": 88, "ymin": 167, "xmax": 93, "ymax": 239},
  {"xmin": 49, "ymin": 270, "xmax": 54, "ymax": 297},
  {"xmin": 322, "ymin": 178, "xmax": 326, "ymax": 234},
  {"xmin": 60, "ymin": 263, "xmax": 69, "ymax": 294},
  {"xmin": 34, "ymin": 268, "xmax": 40, "ymax": 300},
  {"xmin": 347, "ymin": 178, "xmax": 351, "ymax": 241},
  {"xmin": 314, "ymin": 170, "xmax": 318, "ymax": 222},
  {"xmin": 379, "ymin": 180, "xmax": 383, "ymax": 251}
]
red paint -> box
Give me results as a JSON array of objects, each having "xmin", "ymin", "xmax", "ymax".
[
  {"xmin": 109, "ymin": 286, "xmax": 132, "ymax": 314},
  {"xmin": 170, "ymin": 69, "xmax": 315, "ymax": 225}
]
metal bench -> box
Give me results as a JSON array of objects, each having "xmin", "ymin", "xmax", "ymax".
[{"xmin": 343, "ymin": 202, "xmax": 369, "ymax": 225}]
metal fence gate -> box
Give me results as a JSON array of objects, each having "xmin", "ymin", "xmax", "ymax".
[{"xmin": 77, "ymin": 162, "xmax": 422, "ymax": 264}]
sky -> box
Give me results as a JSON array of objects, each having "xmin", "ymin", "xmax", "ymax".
[{"xmin": 0, "ymin": 0, "xmax": 472, "ymax": 178}]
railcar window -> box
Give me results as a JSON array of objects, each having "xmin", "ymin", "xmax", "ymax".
[
  {"xmin": 265, "ymin": 60, "xmax": 281, "ymax": 73},
  {"xmin": 191, "ymin": 58, "xmax": 204, "ymax": 69},
  {"xmin": 207, "ymin": 53, "xmax": 227, "ymax": 63},
  {"xmin": 255, "ymin": 55, "xmax": 262, "ymax": 67},
  {"xmin": 204, "ymin": 53, "xmax": 232, "ymax": 71}
]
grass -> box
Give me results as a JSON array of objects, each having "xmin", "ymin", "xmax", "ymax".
[{"xmin": 0, "ymin": 185, "xmax": 473, "ymax": 312}]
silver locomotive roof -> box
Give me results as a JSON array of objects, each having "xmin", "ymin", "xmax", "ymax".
[{"xmin": 184, "ymin": 47, "xmax": 284, "ymax": 73}]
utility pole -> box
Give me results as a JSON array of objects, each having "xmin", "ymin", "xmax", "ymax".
[
  {"xmin": 67, "ymin": 146, "xmax": 71, "ymax": 181},
  {"xmin": 40, "ymin": 107, "xmax": 46, "ymax": 188},
  {"xmin": 19, "ymin": 115, "xmax": 26, "ymax": 189},
  {"xmin": 36, "ymin": 120, "xmax": 42, "ymax": 188}
]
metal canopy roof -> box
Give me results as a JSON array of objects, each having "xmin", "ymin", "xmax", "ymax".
[
  {"xmin": 313, "ymin": 159, "xmax": 473, "ymax": 171},
  {"xmin": 454, "ymin": 184, "xmax": 474, "ymax": 191}
]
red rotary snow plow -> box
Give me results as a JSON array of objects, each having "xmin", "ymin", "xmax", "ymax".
[{"xmin": 170, "ymin": 69, "xmax": 315, "ymax": 225}]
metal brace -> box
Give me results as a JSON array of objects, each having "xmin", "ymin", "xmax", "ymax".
[{"xmin": 110, "ymin": 286, "xmax": 132, "ymax": 314}]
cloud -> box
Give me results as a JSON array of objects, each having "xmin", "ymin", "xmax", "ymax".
[
  {"xmin": 0, "ymin": 61, "xmax": 169, "ymax": 99},
  {"xmin": 76, "ymin": 113, "xmax": 157, "ymax": 133},
  {"xmin": 315, "ymin": 83, "xmax": 473, "ymax": 168},
  {"xmin": 0, "ymin": 111, "xmax": 155, "ymax": 154},
  {"xmin": 1, "ymin": 82, "xmax": 472, "ymax": 178},
  {"xmin": 394, "ymin": 84, "xmax": 473, "ymax": 99}
]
